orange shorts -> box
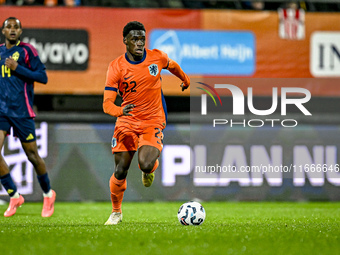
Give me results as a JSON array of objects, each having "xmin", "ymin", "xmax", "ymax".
[{"xmin": 111, "ymin": 121, "xmax": 164, "ymax": 154}]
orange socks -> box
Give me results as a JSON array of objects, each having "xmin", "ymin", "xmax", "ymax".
[
  {"xmin": 109, "ymin": 174, "xmax": 127, "ymax": 213},
  {"xmin": 110, "ymin": 159, "xmax": 158, "ymax": 212}
]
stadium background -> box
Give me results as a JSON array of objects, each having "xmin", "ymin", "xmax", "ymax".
[{"xmin": 0, "ymin": 2, "xmax": 340, "ymax": 202}]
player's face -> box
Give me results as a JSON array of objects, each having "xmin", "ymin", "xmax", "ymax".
[
  {"xmin": 2, "ymin": 19, "xmax": 22, "ymax": 45},
  {"xmin": 125, "ymin": 30, "xmax": 146, "ymax": 61}
]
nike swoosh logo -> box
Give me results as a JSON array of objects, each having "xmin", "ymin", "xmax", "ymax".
[{"xmin": 124, "ymin": 76, "xmax": 132, "ymax": 80}]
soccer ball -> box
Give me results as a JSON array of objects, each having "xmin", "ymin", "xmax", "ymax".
[{"xmin": 177, "ymin": 201, "xmax": 206, "ymax": 226}]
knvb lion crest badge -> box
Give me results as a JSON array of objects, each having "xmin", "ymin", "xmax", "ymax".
[{"xmin": 148, "ymin": 64, "xmax": 159, "ymax": 76}]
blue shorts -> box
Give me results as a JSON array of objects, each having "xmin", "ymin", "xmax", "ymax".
[{"xmin": 0, "ymin": 116, "xmax": 36, "ymax": 142}]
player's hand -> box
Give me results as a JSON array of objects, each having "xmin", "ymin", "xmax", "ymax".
[
  {"xmin": 5, "ymin": 56, "xmax": 18, "ymax": 71},
  {"xmin": 181, "ymin": 82, "xmax": 189, "ymax": 92},
  {"xmin": 123, "ymin": 104, "xmax": 135, "ymax": 116}
]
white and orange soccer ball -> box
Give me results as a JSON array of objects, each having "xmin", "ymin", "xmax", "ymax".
[{"xmin": 177, "ymin": 201, "xmax": 206, "ymax": 226}]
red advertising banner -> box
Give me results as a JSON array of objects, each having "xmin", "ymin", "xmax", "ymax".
[
  {"xmin": 0, "ymin": 7, "xmax": 339, "ymax": 96},
  {"xmin": 203, "ymin": 10, "xmax": 340, "ymax": 79}
]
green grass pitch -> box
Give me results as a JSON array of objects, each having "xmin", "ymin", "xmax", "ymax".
[{"xmin": 0, "ymin": 202, "xmax": 339, "ymax": 255}]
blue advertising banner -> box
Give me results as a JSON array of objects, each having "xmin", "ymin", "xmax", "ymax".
[{"xmin": 149, "ymin": 30, "xmax": 255, "ymax": 75}]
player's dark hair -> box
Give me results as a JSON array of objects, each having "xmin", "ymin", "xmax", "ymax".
[
  {"xmin": 123, "ymin": 21, "xmax": 145, "ymax": 38},
  {"xmin": 2, "ymin": 17, "xmax": 22, "ymax": 29}
]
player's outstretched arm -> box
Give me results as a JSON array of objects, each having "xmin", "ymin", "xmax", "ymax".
[{"xmin": 166, "ymin": 59, "xmax": 190, "ymax": 91}]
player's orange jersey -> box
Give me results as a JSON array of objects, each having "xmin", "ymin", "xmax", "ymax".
[{"xmin": 105, "ymin": 48, "xmax": 169, "ymax": 127}]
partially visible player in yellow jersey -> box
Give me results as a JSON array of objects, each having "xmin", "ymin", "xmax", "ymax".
[{"xmin": 103, "ymin": 21, "xmax": 190, "ymax": 225}]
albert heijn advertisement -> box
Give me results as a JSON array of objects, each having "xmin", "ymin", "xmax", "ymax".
[{"xmin": 149, "ymin": 30, "xmax": 255, "ymax": 75}]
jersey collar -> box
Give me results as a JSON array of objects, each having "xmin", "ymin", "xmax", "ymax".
[
  {"xmin": 0, "ymin": 40, "xmax": 20, "ymax": 49},
  {"xmin": 125, "ymin": 49, "xmax": 146, "ymax": 65}
]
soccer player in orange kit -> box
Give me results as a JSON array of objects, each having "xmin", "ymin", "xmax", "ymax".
[{"xmin": 103, "ymin": 21, "xmax": 190, "ymax": 225}]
